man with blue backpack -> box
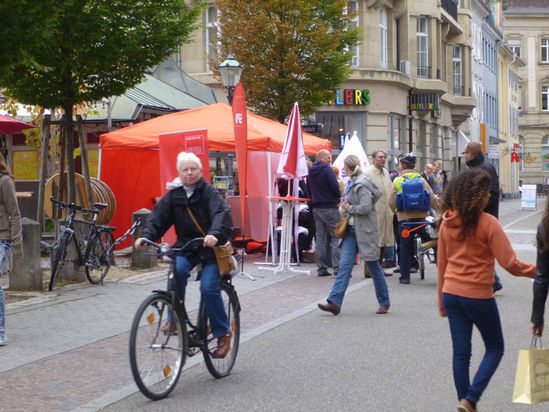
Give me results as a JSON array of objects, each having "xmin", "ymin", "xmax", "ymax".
[{"xmin": 389, "ymin": 153, "xmax": 439, "ymax": 284}]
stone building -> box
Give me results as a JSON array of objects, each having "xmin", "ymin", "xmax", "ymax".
[{"xmin": 504, "ymin": 0, "xmax": 549, "ymax": 187}]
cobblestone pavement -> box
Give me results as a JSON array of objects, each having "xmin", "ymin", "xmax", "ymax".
[{"xmin": 0, "ymin": 198, "xmax": 544, "ymax": 411}]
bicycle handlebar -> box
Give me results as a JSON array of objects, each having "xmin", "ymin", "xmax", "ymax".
[
  {"xmin": 140, "ymin": 237, "xmax": 205, "ymax": 256},
  {"xmin": 50, "ymin": 197, "xmax": 100, "ymax": 216}
]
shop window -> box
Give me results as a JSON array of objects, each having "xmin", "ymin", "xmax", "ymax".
[
  {"xmin": 542, "ymin": 136, "xmax": 549, "ymax": 172},
  {"xmin": 316, "ymin": 112, "xmax": 365, "ymax": 153}
]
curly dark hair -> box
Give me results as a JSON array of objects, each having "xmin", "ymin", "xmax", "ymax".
[{"xmin": 440, "ymin": 168, "xmax": 491, "ymax": 239}]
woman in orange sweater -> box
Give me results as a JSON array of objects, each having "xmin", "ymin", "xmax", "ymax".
[{"xmin": 437, "ymin": 169, "xmax": 535, "ymax": 412}]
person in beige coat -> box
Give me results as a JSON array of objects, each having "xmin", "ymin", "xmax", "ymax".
[{"xmin": 363, "ymin": 150, "xmax": 394, "ymax": 277}]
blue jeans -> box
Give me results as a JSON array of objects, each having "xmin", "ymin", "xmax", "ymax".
[
  {"xmin": 175, "ymin": 255, "xmax": 229, "ymax": 338},
  {"xmin": 442, "ymin": 293, "xmax": 504, "ymax": 405},
  {"xmin": 0, "ymin": 240, "xmax": 12, "ymax": 334},
  {"xmin": 327, "ymin": 227, "xmax": 390, "ymax": 308},
  {"xmin": 384, "ymin": 243, "xmax": 396, "ymax": 265}
]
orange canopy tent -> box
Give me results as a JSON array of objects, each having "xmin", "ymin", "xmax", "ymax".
[{"xmin": 100, "ymin": 102, "xmax": 330, "ymax": 245}]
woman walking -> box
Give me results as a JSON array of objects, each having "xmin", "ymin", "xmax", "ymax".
[
  {"xmin": 0, "ymin": 153, "xmax": 22, "ymax": 346},
  {"xmin": 530, "ymin": 195, "xmax": 549, "ymax": 338},
  {"xmin": 437, "ymin": 169, "xmax": 535, "ymax": 412},
  {"xmin": 318, "ymin": 155, "xmax": 390, "ymax": 315}
]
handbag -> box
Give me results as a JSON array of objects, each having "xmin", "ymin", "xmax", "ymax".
[
  {"xmin": 185, "ymin": 206, "xmax": 235, "ymax": 275},
  {"xmin": 512, "ymin": 337, "xmax": 549, "ymax": 404},
  {"xmin": 334, "ymin": 215, "xmax": 349, "ymax": 239}
]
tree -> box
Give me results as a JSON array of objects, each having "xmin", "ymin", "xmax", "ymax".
[
  {"xmin": 0, "ymin": 0, "xmax": 201, "ymax": 201},
  {"xmin": 214, "ymin": 0, "xmax": 359, "ymax": 122}
]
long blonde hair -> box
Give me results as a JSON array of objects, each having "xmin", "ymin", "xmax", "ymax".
[{"xmin": 0, "ymin": 152, "xmax": 14, "ymax": 179}]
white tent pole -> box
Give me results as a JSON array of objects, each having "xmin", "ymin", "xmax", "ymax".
[{"xmin": 266, "ymin": 151, "xmax": 276, "ymax": 263}]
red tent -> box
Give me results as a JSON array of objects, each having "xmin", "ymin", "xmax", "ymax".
[{"xmin": 100, "ymin": 103, "xmax": 330, "ymax": 244}]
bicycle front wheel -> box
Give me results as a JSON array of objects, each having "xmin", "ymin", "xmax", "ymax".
[
  {"xmin": 84, "ymin": 231, "xmax": 112, "ymax": 284},
  {"xmin": 49, "ymin": 233, "xmax": 69, "ymax": 291},
  {"xmin": 200, "ymin": 281, "xmax": 240, "ymax": 378},
  {"xmin": 129, "ymin": 294, "xmax": 187, "ymax": 400}
]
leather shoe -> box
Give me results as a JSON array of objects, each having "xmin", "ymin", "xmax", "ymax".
[
  {"xmin": 399, "ymin": 277, "xmax": 410, "ymax": 284},
  {"xmin": 376, "ymin": 305, "xmax": 390, "ymax": 314},
  {"xmin": 382, "ymin": 262, "xmax": 395, "ymax": 269},
  {"xmin": 318, "ymin": 301, "xmax": 340, "ymax": 315},
  {"xmin": 213, "ymin": 330, "xmax": 233, "ymax": 359},
  {"xmin": 457, "ymin": 399, "xmax": 477, "ymax": 412},
  {"xmin": 317, "ymin": 271, "xmax": 331, "ymax": 277},
  {"xmin": 161, "ymin": 321, "xmax": 177, "ymax": 335}
]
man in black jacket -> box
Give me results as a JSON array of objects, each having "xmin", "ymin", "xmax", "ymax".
[
  {"xmin": 135, "ymin": 152, "xmax": 234, "ymax": 358},
  {"xmin": 307, "ymin": 150, "xmax": 341, "ymax": 277},
  {"xmin": 464, "ymin": 142, "xmax": 503, "ymax": 291}
]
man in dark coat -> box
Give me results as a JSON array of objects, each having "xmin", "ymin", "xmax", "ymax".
[
  {"xmin": 307, "ymin": 149, "xmax": 341, "ymax": 277},
  {"xmin": 464, "ymin": 141, "xmax": 503, "ymax": 291},
  {"xmin": 135, "ymin": 152, "xmax": 234, "ymax": 358}
]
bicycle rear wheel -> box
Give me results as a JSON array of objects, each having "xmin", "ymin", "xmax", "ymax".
[
  {"xmin": 129, "ymin": 294, "xmax": 187, "ymax": 400},
  {"xmin": 84, "ymin": 231, "xmax": 113, "ymax": 284},
  {"xmin": 200, "ymin": 281, "xmax": 240, "ymax": 378},
  {"xmin": 49, "ymin": 233, "xmax": 69, "ymax": 291},
  {"xmin": 415, "ymin": 237, "xmax": 425, "ymax": 280}
]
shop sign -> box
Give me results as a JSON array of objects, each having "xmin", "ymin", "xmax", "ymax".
[
  {"xmin": 324, "ymin": 89, "xmax": 371, "ymax": 105},
  {"xmin": 510, "ymin": 143, "xmax": 521, "ymax": 163},
  {"xmin": 410, "ymin": 93, "xmax": 439, "ymax": 111},
  {"xmin": 487, "ymin": 144, "xmax": 499, "ymax": 159},
  {"xmin": 302, "ymin": 124, "xmax": 322, "ymax": 134}
]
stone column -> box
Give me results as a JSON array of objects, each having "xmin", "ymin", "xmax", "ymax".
[
  {"xmin": 11, "ymin": 218, "xmax": 42, "ymax": 291},
  {"xmin": 131, "ymin": 208, "xmax": 157, "ymax": 268}
]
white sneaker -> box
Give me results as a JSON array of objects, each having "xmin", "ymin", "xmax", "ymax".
[{"xmin": 0, "ymin": 333, "xmax": 7, "ymax": 346}]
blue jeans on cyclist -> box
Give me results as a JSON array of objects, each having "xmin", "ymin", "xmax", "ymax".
[
  {"xmin": 398, "ymin": 218, "xmax": 430, "ymax": 284},
  {"xmin": 175, "ymin": 255, "xmax": 229, "ymax": 338}
]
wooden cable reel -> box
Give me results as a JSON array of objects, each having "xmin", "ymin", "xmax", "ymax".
[{"xmin": 44, "ymin": 172, "xmax": 116, "ymax": 225}]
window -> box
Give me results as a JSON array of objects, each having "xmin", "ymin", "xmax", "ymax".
[
  {"xmin": 543, "ymin": 136, "xmax": 549, "ymax": 172},
  {"xmin": 543, "ymin": 85, "xmax": 549, "ymax": 111},
  {"xmin": 380, "ymin": 9, "xmax": 388, "ymax": 69},
  {"xmin": 542, "ymin": 38, "xmax": 549, "ymax": 63},
  {"xmin": 417, "ymin": 17, "xmax": 429, "ymax": 78},
  {"xmin": 345, "ymin": 1, "xmax": 359, "ymax": 67},
  {"xmin": 206, "ymin": 6, "xmax": 219, "ymax": 70},
  {"xmin": 507, "ymin": 38, "xmax": 521, "ymax": 57},
  {"xmin": 453, "ymin": 46, "xmax": 462, "ymax": 95}
]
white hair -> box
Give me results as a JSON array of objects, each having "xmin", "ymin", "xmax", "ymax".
[{"xmin": 176, "ymin": 152, "xmax": 202, "ymax": 170}]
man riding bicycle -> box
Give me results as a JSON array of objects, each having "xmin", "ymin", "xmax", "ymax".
[{"xmin": 135, "ymin": 152, "xmax": 234, "ymax": 358}]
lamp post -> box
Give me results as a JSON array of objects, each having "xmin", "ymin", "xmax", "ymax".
[{"xmin": 219, "ymin": 53, "xmax": 243, "ymax": 106}]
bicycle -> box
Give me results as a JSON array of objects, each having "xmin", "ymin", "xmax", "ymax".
[
  {"xmin": 129, "ymin": 238, "xmax": 241, "ymax": 400},
  {"xmin": 400, "ymin": 219, "xmax": 438, "ymax": 280},
  {"xmin": 48, "ymin": 197, "xmax": 115, "ymax": 291}
]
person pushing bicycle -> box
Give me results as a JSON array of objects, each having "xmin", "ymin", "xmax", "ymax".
[{"xmin": 135, "ymin": 152, "xmax": 234, "ymax": 359}]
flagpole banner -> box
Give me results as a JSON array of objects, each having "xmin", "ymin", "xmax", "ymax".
[
  {"xmin": 232, "ymin": 82, "xmax": 249, "ymax": 237},
  {"xmin": 158, "ymin": 129, "xmax": 210, "ymax": 244}
]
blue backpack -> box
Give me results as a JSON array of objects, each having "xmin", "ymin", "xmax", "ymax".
[{"xmin": 396, "ymin": 175, "xmax": 430, "ymax": 212}]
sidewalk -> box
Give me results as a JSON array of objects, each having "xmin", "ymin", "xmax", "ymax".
[{"xmin": 0, "ymin": 197, "xmax": 544, "ymax": 411}]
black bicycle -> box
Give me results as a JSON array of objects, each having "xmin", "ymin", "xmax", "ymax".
[
  {"xmin": 129, "ymin": 238, "xmax": 241, "ymax": 400},
  {"xmin": 48, "ymin": 197, "xmax": 115, "ymax": 290}
]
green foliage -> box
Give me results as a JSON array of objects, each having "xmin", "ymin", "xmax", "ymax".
[
  {"xmin": 0, "ymin": 0, "xmax": 202, "ymax": 109},
  {"xmin": 214, "ymin": 0, "xmax": 360, "ymax": 122}
]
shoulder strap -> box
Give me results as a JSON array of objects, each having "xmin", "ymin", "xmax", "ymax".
[{"xmin": 186, "ymin": 205, "xmax": 206, "ymax": 236}]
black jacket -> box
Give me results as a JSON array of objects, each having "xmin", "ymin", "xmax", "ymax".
[
  {"xmin": 532, "ymin": 223, "xmax": 549, "ymax": 327},
  {"xmin": 142, "ymin": 177, "xmax": 233, "ymax": 262},
  {"xmin": 306, "ymin": 161, "xmax": 340, "ymax": 208},
  {"xmin": 466, "ymin": 153, "xmax": 499, "ymax": 218}
]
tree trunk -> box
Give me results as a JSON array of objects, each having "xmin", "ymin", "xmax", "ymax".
[
  {"xmin": 64, "ymin": 103, "xmax": 76, "ymax": 204},
  {"xmin": 55, "ymin": 119, "xmax": 66, "ymax": 236},
  {"xmin": 36, "ymin": 114, "xmax": 51, "ymax": 228},
  {"xmin": 76, "ymin": 115, "xmax": 93, "ymax": 209}
]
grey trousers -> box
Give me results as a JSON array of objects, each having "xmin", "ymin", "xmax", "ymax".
[{"xmin": 312, "ymin": 208, "xmax": 341, "ymax": 274}]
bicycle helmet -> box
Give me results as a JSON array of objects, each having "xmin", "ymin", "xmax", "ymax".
[{"xmin": 400, "ymin": 153, "xmax": 416, "ymax": 167}]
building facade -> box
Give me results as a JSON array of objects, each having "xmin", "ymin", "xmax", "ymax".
[{"xmin": 504, "ymin": 0, "xmax": 549, "ymax": 187}]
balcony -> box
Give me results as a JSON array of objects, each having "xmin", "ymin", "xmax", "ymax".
[{"xmin": 441, "ymin": 0, "xmax": 458, "ymax": 21}]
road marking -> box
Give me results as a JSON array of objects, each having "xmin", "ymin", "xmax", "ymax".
[
  {"xmin": 503, "ymin": 209, "xmax": 542, "ymax": 230},
  {"xmin": 510, "ymin": 244, "xmax": 536, "ymax": 252},
  {"xmin": 505, "ymin": 229, "xmax": 537, "ymax": 234}
]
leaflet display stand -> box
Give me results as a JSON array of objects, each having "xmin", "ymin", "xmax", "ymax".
[{"xmin": 258, "ymin": 196, "xmax": 311, "ymax": 275}]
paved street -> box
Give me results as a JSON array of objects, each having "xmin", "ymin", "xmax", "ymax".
[{"xmin": 1, "ymin": 197, "xmax": 548, "ymax": 411}]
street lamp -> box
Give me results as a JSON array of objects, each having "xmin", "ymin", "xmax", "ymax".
[{"xmin": 219, "ymin": 53, "xmax": 243, "ymax": 105}]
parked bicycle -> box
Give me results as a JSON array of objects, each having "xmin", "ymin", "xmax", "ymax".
[
  {"xmin": 129, "ymin": 238, "xmax": 241, "ymax": 400},
  {"xmin": 48, "ymin": 197, "xmax": 115, "ymax": 291},
  {"xmin": 400, "ymin": 219, "xmax": 438, "ymax": 280}
]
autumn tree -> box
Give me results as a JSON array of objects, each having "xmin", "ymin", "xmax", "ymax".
[
  {"xmin": 214, "ymin": 0, "xmax": 359, "ymax": 122},
  {"xmin": 0, "ymin": 0, "xmax": 201, "ymax": 202}
]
